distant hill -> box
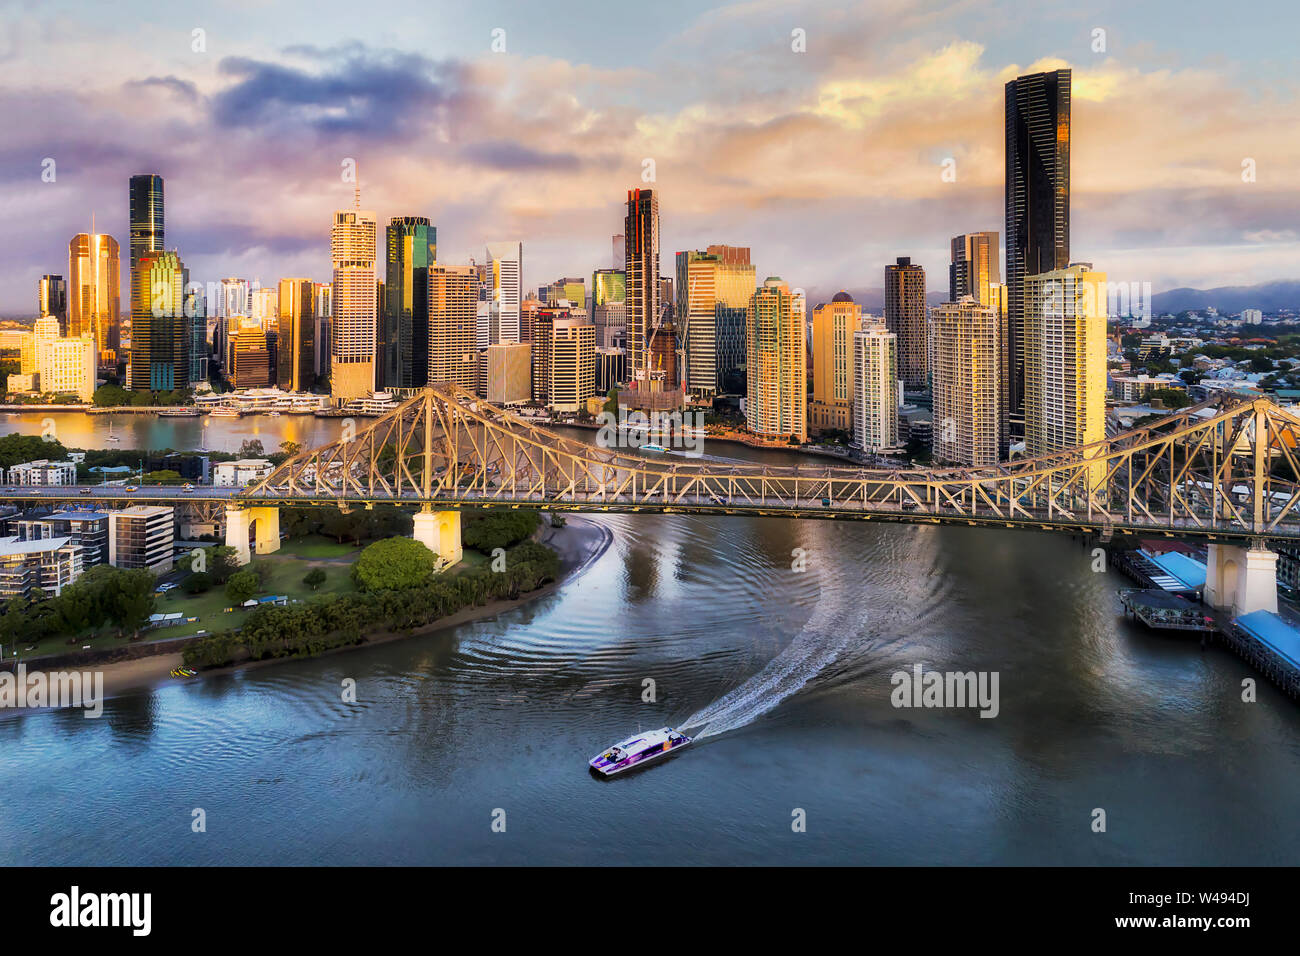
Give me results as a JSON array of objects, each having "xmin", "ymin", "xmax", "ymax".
[{"xmin": 1151, "ymin": 281, "xmax": 1300, "ymax": 314}]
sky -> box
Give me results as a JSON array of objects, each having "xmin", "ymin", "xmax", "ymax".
[{"xmin": 2, "ymin": 0, "xmax": 1299, "ymax": 314}]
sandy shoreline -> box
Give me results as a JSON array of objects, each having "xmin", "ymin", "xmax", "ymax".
[{"xmin": 8, "ymin": 515, "xmax": 612, "ymax": 711}]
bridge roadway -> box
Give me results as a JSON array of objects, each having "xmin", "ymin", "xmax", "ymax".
[{"xmin": 4, "ymin": 483, "xmax": 1295, "ymax": 545}]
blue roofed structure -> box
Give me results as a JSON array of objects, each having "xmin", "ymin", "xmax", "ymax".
[
  {"xmin": 1234, "ymin": 610, "xmax": 1300, "ymax": 672},
  {"xmin": 1143, "ymin": 550, "xmax": 1207, "ymax": 591}
]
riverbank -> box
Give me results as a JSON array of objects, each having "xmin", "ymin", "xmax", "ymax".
[{"xmin": 12, "ymin": 515, "xmax": 612, "ymax": 710}]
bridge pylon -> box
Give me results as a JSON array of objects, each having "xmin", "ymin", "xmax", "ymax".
[
  {"xmin": 225, "ymin": 506, "xmax": 281, "ymax": 566},
  {"xmin": 1205, "ymin": 541, "xmax": 1278, "ymax": 617},
  {"xmin": 413, "ymin": 507, "xmax": 462, "ymax": 570}
]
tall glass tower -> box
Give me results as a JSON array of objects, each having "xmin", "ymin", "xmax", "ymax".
[
  {"xmin": 382, "ymin": 217, "xmax": 436, "ymax": 390},
  {"xmin": 1005, "ymin": 69, "xmax": 1070, "ymax": 439}
]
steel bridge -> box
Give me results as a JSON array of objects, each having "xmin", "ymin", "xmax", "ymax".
[{"xmin": 239, "ymin": 383, "xmax": 1300, "ymax": 546}]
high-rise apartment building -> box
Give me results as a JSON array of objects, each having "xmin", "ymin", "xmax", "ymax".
[
  {"xmin": 330, "ymin": 204, "xmax": 378, "ymax": 402},
  {"xmin": 1006, "ymin": 68, "xmax": 1071, "ymax": 438},
  {"xmin": 38, "ymin": 275, "xmax": 67, "ymax": 332},
  {"xmin": 108, "ymin": 505, "xmax": 174, "ymax": 573},
  {"xmin": 68, "ymin": 232, "xmax": 120, "ymax": 365},
  {"xmin": 930, "ymin": 296, "xmax": 1003, "ymax": 466},
  {"xmin": 851, "ymin": 326, "xmax": 900, "ymax": 452},
  {"xmin": 545, "ymin": 317, "xmax": 596, "ymax": 413},
  {"xmin": 484, "ymin": 242, "xmax": 523, "ymax": 345},
  {"xmin": 676, "ymin": 245, "xmax": 754, "ymax": 398},
  {"xmin": 950, "ymin": 232, "xmax": 1000, "ymax": 307},
  {"xmin": 809, "ymin": 291, "xmax": 863, "ymax": 436},
  {"xmin": 382, "ymin": 217, "xmax": 436, "ymax": 390},
  {"xmin": 129, "ymin": 250, "xmax": 189, "ymax": 392},
  {"xmin": 624, "ymin": 189, "xmax": 660, "ymax": 384},
  {"xmin": 36, "ymin": 334, "xmax": 96, "ymax": 401},
  {"xmin": 884, "ymin": 257, "xmax": 928, "ymax": 390},
  {"xmin": 427, "ymin": 265, "xmax": 479, "ymax": 391},
  {"xmin": 276, "ymin": 279, "xmax": 316, "ymax": 392},
  {"xmin": 1024, "ymin": 265, "xmax": 1106, "ymax": 470},
  {"xmin": 483, "ymin": 342, "xmax": 531, "ymax": 405},
  {"xmin": 746, "ymin": 277, "xmax": 806, "ymax": 443}
]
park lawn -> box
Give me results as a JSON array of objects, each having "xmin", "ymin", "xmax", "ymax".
[
  {"xmin": 149, "ymin": 550, "xmax": 363, "ymax": 638},
  {"xmin": 273, "ymin": 535, "xmax": 362, "ymax": 560},
  {"xmin": 448, "ymin": 548, "xmax": 491, "ymax": 576}
]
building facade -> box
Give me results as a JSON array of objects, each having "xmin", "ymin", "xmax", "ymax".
[
  {"xmin": 108, "ymin": 506, "xmax": 174, "ymax": 573},
  {"xmin": 382, "ymin": 217, "xmax": 436, "ymax": 390},
  {"xmin": 851, "ymin": 326, "xmax": 900, "ymax": 452},
  {"xmin": 1005, "ymin": 68, "xmax": 1071, "ymax": 438},
  {"xmin": 129, "ymin": 249, "xmax": 190, "ymax": 392},
  {"xmin": 809, "ymin": 291, "xmax": 864, "ymax": 436},
  {"xmin": 930, "ymin": 297, "xmax": 1003, "ymax": 466},
  {"xmin": 624, "ymin": 189, "xmax": 660, "ymax": 384},
  {"xmin": 884, "ymin": 257, "xmax": 928, "ymax": 390},
  {"xmin": 427, "ymin": 265, "xmax": 479, "ymax": 391},
  {"xmin": 746, "ymin": 277, "xmax": 806, "ymax": 442},
  {"xmin": 276, "ymin": 278, "xmax": 316, "ymax": 393},
  {"xmin": 330, "ymin": 206, "xmax": 378, "ymax": 402},
  {"xmin": 950, "ymin": 232, "xmax": 1000, "ymax": 307},
  {"xmin": 68, "ymin": 232, "xmax": 120, "ymax": 366}
]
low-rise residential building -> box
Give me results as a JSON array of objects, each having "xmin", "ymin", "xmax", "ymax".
[
  {"xmin": 1109, "ymin": 373, "xmax": 1186, "ymax": 403},
  {"xmin": 8, "ymin": 459, "xmax": 77, "ymax": 486},
  {"xmin": 0, "ymin": 535, "xmax": 83, "ymax": 597},
  {"xmin": 213, "ymin": 459, "xmax": 273, "ymax": 487}
]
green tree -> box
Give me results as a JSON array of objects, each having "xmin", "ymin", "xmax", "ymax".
[
  {"xmin": 226, "ymin": 569, "xmax": 260, "ymax": 605},
  {"xmin": 108, "ymin": 569, "xmax": 157, "ymax": 638},
  {"xmin": 279, "ymin": 439, "xmax": 302, "ymax": 457},
  {"xmin": 142, "ymin": 469, "xmax": 184, "ymax": 485},
  {"xmin": 303, "ymin": 568, "xmax": 327, "ymax": 590},
  {"xmin": 239, "ymin": 438, "xmax": 265, "ymax": 459},
  {"xmin": 352, "ymin": 537, "xmax": 437, "ymax": 591},
  {"xmin": 208, "ymin": 545, "xmax": 241, "ymax": 584},
  {"xmin": 182, "ymin": 572, "xmax": 213, "ymax": 594}
]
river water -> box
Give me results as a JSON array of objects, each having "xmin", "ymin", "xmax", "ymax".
[{"xmin": 1, "ymin": 412, "xmax": 1297, "ymax": 865}]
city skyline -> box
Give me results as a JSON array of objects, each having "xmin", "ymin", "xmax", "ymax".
[{"xmin": 4, "ymin": 1, "xmax": 1298, "ymax": 315}]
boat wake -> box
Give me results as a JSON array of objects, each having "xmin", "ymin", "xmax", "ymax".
[{"xmin": 678, "ymin": 582, "xmax": 858, "ymax": 740}]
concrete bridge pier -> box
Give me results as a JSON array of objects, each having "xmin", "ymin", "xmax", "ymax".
[
  {"xmin": 1204, "ymin": 542, "xmax": 1278, "ymax": 617},
  {"xmin": 413, "ymin": 508, "xmax": 462, "ymax": 569},
  {"xmin": 225, "ymin": 506, "xmax": 281, "ymax": 566}
]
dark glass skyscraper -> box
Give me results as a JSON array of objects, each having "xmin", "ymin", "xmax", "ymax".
[
  {"xmin": 381, "ymin": 217, "xmax": 436, "ymax": 390},
  {"xmin": 1005, "ymin": 69, "xmax": 1070, "ymax": 438},
  {"xmin": 624, "ymin": 189, "xmax": 660, "ymax": 384},
  {"xmin": 129, "ymin": 174, "xmax": 165, "ymax": 285},
  {"xmin": 129, "ymin": 174, "xmax": 176, "ymax": 390}
]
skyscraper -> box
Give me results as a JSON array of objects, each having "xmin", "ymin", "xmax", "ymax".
[
  {"xmin": 809, "ymin": 291, "xmax": 863, "ymax": 436},
  {"xmin": 950, "ymin": 232, "xmax": 1000, "ymax": 307},
  {"xmin": 484, "ymin": 242, "xmax": 523, "ymax": 344},
  {"xmin": 128, "ymin": 174, "xmax": 164, "ymax": 285},
  {"xmin": 746, "ymin": 277, "xmax": 806, "ymax": 443},
  {"xmin": 220, "ymin": 278, "xmax": 250, "ymax": 318},
  {"xmin": 38, "ymin": 275, "xmax": 67, "ymax": 331},
  {"xmin": 930, "ymin": 296, "xmax": 1002, "ymax": 466},
  {"xmin": 277, "ymin": 278, "xmax": 316, "ymax": 393},
  {"xmin": 1005, "ymin": 68, "xmax": 1071, "ymax": 438},
  {"xmin": 129, "ymin": 250, "xmax": 189, "ymax": 392},
  {"xmin": 67, "ymin": 232, "xmax": 120, "ymax": 365},
  {"xmin": 427, "ymin": 265, "xmax": 479, "ymax": 391},
  {"xmin": 591, "ymin": 268, "xmax": 626, "ymax": 350},
  {"xmin": 382, "ymin": 217, "xmax": 436, "ymax": 390},
  {"xmin": 624, "ymin": 189, "xmax": 660, "ymax": 384},
  {"xmin": 676, "ymin": 245, "xmax": 754, "ymax": 399},
  {"xmin": 330, "ymin": 202, "xmax": 378, "ymax": 402},
  {"xmin": 1023, "ymin": 264, "xmax": 1106, "ymax": 476},
  {"xmin": 884, "ymin": 257, "xmax": 927, "ymax": 390},
  {"xmin": 851, "ymin": 326, "xmax": 899, "ymax": 452}
]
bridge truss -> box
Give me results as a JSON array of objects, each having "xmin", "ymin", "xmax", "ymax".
[{"xmin": 240, "ymin": 384, "xmax": 1300, "ymax": 541}]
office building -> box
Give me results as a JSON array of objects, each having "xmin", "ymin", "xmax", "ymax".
[
  {"xmin": 129, "ymin": 249, "xmax": 189, "ymax": 392},
  {"xmin": 38, "ymin": 275, "xmax": 67, "ymax": 332},
  {"xmin": 229, "ymin": 321, "xmax": 274, "ymax": 388},
  {"xmin": 591, "ymin": 268, "xmax": 627, "ymax": 350},
  {"xmin": 625, "ymin": 189, "xmax": 660, "ymax": 383},
  {"xmin": 851, "ymin": 326, "xmax": 900, "ymax": 452},
  {"xmin": 809, "ymin": 291, "xmax": 863, "ymax": 436},
  {"xmin": 427, "ymin": 265, "xmax": 479, "ymax": 390},
  {"xmin": 68, "ymin": 232, "xmax": 120, "ymax": 365},
  {"xmin": 547, "ymin": 318, "xmax": 597, "ymax": 413},
  {"xmin": 1006, "ymin": 68, "xmax": 1072, "ymax": 437},
  {"xmin": 885, "ymin": 257, "xmax": 928, "ymax": 390},
  {"xmin": 484, "ymin": 242, "xmax": 523, "ymax": 345},
  {"xmin": 676, "ymin": 245, "xmax": 754, "ymax": 398},
  {"xmin": 36, "ymin": 333, "xmax": 97, "ymax": 401},
  {"xmin": 128, "ymin": 174, "xmax": 164, "ymax": 346},
  {"xmin": 382, "ymin": 217, "xmax": 436, "ymax": 390},
  {"xmin": 746, "ymin": 277, "xmax": 806, "ymax": 442},
  {"xmin": 330, "ymin": 202, "xmax": 378, "ymax": 402},
  {"xmin": 930, "ymin": 296, "xmax": 1003, "ymax": 466},
  {"xmin": 276, "ymin": 279, "xmax": 316, "ymax": 392},
  {"xmin": 483, "ymin": 342, "xmax": 531, "ymax": 405},
  {"xmin": 220, "ymin": 278, "xmax": 250, "ymax": 318}
]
